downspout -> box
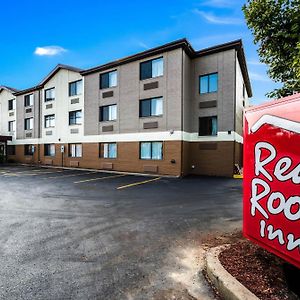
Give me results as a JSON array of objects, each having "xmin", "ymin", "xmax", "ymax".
[
  {"xmin": 180, "ymin": 49, "xmax": 184, "ymax": 177},
  {"xmin": 233, "ymin": 51, "xmax": 237, "ymax": 175},
  {"xmin": 38, "ymin": 89, "xmax": 41, "ymax": 165}
]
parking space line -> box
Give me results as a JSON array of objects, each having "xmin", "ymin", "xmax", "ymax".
[
  {"xmin": 74, "ymin": 174, "xmax": 127, "ymax": 184},
  {"xmin": 117, "ymin": 177, "xmax": 161, "ymax": 190},
  {"xmin": 45, "ymin": 171, "xmax": 98, "ymax": 179}
]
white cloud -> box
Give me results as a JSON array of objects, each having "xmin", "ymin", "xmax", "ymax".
[
  {"xmin": 34, "ymin": 46, "xmax": 67, "ymax": 56},
  {"xmin": 249, "ymin": 72, "xmax": 271, "ymax": 82},
  {"xmin": 198, "ymin": 0, "xmax": 237, "ymax": 8},
  {"xmin": 247, "ymin": 59, "xmax": 265, "ymax": 66},
  {"xmin": 193, "ymin": 9, "xmax": 243, "ymax": 25},
  {"xmin": 137, "ymin": 41, "xmax": 149, "ymax": 50}
]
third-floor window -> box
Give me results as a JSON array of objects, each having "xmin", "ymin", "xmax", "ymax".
[
  {"xmin": 199, "ymin": 73, "xmax": 218, "ymax": 94},
  {"xmin": 69, "ymin": 80, "xmax": 82, "ymax": 96},
  {"xmin": 45, "ymin": 88, "xmax": 55, "ymax": 102},
  {"xmin": 140, "ymin": 57, "xmax": 163, "ymax": 80},
  {"xmin": 100, "ymin": 70, "xmax": 117, "ymax": 89},
  {"xmin": 8, "ymin": 99, "xmax": 16, "ymax": 111},
  {"xmin": 24, "ymin": 94, "xmax": 34, "ymax": 107},
  {"xmin": 69, "ymin": 110, "xmax": 82, "ymax": 125},
  {"xmin": 24, "ymin": 117, "xmax": 33, "ymax": 130}
]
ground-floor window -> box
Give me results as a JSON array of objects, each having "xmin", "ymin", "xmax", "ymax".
[
  {"xmin": 24, "ymin": 144, "xmax": 34, "ymax": 156},
  {"xmin": 140, "ymin": 142, "xmax": 163, "ymax": 160},
  {"xmin": 68, "ymin": 143, "xmax": 82, "ymax": 157},
  {"xmin": 44, "ymin": 144, "xmax": 55, "ymax": 156},
  {"xmin": 7, "ymin": 145, "xmax": 16, "ymax": 156},
  {"xmin": 100, "ymin": 143, "xmax": 117, "ymax": 159}
]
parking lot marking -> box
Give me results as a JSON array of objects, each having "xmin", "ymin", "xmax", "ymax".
[
  {"xmin": 117, "ymin": 177, "xmax": 161, "ymax": 190},
  {"xmin": 45, "ymin": 171, "xmax": 98, "ymax": 179},
  {"xmin": 74, "ymin": 174, "xmax": 127, "ymax": 184}
]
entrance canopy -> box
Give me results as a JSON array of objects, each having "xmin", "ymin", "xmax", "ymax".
[{"xmin": 0, "ymin": 136, "xmax": 12, "ymax": 142}]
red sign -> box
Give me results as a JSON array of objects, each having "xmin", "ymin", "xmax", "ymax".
[{"xmin": 243, "ymin": 93, "xmax": 300, "ymax": 269}]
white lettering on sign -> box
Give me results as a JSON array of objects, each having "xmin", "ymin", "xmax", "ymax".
[{"xmin": 251, "ymin": 141, "xmax": 300, "ymax": 252}]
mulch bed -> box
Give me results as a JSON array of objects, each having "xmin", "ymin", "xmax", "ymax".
[{"xmin": 219, "ymin": 239, "xmax": 300, "ymax": 300}]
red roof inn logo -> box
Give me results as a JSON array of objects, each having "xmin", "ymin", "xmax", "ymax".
[{"xmin": 243, "ymin": 94, "xmax": 300, "ymax": 268}]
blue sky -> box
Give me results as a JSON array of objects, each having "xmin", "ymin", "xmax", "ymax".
[{"xmin": 0, "ymin": 0, "xmax": 280, "ymax": 104}]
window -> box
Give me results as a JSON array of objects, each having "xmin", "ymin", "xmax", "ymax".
[
  {"xmin": 7, "ymin": 145, "xmax": 16, "ymax": 156},
  {"xmin": 24, "ymin": 144, "xmax": 34, "ymax": 156},
  {"xmin": 100, "ymin": 105, "xmax": 117, "ymax": 122},
  {"xmin": 8, "ymin": 99, "xmax": 16, "ymax": 110},
  {"xmin": 69, "ymin": 80, "xmax": 82, "ymax": 96},
  {"xmin": 100, "ymin": 143, "xmax": 117, "ymax": 159},
  {"xmin": 69, "ymin": 110, "xmax": 82, "ymax": 125},
  {"xmin": 69, "ymin": 143, "xmax": 82, "ymax": 157},
  {"xmin": 100, "ymin": 70, "xmax": 117, "ymax": 89},
  {"xmin": 140, "ymin": 57, "xmax": 163, "ymax": 80},
  {"xmin": 8, "ymin": 121, "xmax": 15, "ymax": 132},
  {"xmin": 45, "ymin": 114, "xmax": 55, "ymax": 128},
  {"xmin": 199, "ymin": 116, "xmax": 218, "ymax": 136},
  {"xmin": 24, "ymin": 117, "xmax": 33, "ymax": 130},
  {"xmin": 44, "ymin": 144, "xmax": 55, "ymax": 156},
  {"xmin": 24, "ymin": 94, "xmax": 34, "ymax": 107},
  {"xmin": 140, "ymin": 97, "xmax": 163, "ymax": 117},
  {"xmin": 200, "ymin": 73, "xmax": 218, "ymax": 94},
  {"xmin": 45, "ymin": 88, "xmax": 55, "ymax": 102},
  {"xmin": 140, "ymin": 142, "xmax": 163, "ymax": 160}
]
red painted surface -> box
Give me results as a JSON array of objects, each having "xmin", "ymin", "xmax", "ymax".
[{"xmin": 243, "ymin": 93, "xmax": 300, "ymax": 269}]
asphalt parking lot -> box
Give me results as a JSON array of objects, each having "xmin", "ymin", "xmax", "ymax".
[{"xmin": 0, "ymin": 165, "xmax": 242, "ymax": 300}]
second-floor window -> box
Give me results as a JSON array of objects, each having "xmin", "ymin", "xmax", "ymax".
[
  {"xmin": 200, "ymin": 73, "xmax": 218, "ymax": 94},
  {"xmin": 8, "ymin": 99, "xmax": 16, "ymax": 110},
  {"xmin": 69, "ymin": 80, "xmax": 82, "ymax": 96},
  {"xmin": 8, "ymin": 121, "xmax": 16, "ymax": 132},
  {"xmin": 199, "ymin": 116, "xmax": 218, "ymax": 136},
  {"xmin": 24, "ymin": 94, "xmax": 34, "ymax": 107},
  {"xmin": 24, "ymin": 117, "xmax": 33, "ymax": 130},
  {"xmin": 140, "ymin": 57, "xmax": 163, "ymax": 80},
  {"xmin": 140, "ymin": 97, "xmax": 163, "ymax": 117},
  {"xmin": 45, "ymin": 88, "xmax": 55, "ymax": 102},
  {"xmin": 45, "ymin": 114, "xmax": 55, "ymax": 128},
  {"xmin": 69, "ymin": 110, "xmax": 82, "ymax": 125},
  {"xmin": 100, "ymin": 70, "xmax": 117, "ymax": 89},
  {"xmin": 99, "ymin": 104, "xmax": 117, "ymax": 122}
]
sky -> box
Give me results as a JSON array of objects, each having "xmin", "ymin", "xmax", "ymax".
[{"xmin": 0, "ymin": 0, "xmax": 281, "ymax": 104}]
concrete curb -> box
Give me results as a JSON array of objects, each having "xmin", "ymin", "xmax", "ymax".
[{"xmin": 205, "ymin": 245, "xmax": 259, "ymax": 300}]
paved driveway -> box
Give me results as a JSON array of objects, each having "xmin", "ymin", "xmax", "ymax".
[{"xmin": 0, "ymin": 165, "xmax": 242, "ymax": 299}]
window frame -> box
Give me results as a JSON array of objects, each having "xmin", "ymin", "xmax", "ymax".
[
  {"xmin": 44, "ymin": 114, "xmax": 55, "ymax": 128},
  {"xmin": 69, "ymin": 110, "xmax": 82, "ymax": 125},
  {"xmin": 100, "ymin": 142, "xmax": 117, "ymax": 159},
  {"xmin": 24, "ymin": 117, "xmax": 33, "ymax": 130},
  {"xmin": 69, "ymin": 80, "xmax": 83, "ymax": 97},
  {"xmin": 99, "ymin": 104, "xmax": 117, "ymax": 122},
  {"xmin": 140, "ymin": 141, "xmax": 163, "ymax": 160},
  {"xmin": 24, "ymin": 94, "xmax": 34, "ymax": 107},
  {"xmin": 198, "ymin": 116, "xmax": 218, "ymax": 136},
  {"xmin": 44, "ymin": 144, "xmax": 56, "ymax": 157},
  {"xmin": 99, "ymin": 70, "xmax": 118, "ymax": 89},
  {"xmin": 24, "ymin": 144, "xmax": 34, "ymax": 156},
  {"xmin": 68, "ymin": 143, "xmax": 82, "ymax": 158},
  {"xmin": 8, "ymin": 120, "xmax": 15, "ymax": 132},
  {"xmin": 7, "ymin": 145, "xmax": 16, "ymax": 156},
  {"xmin": 8, "ymin": 99, "xmax": 16, "ymax": 111},
  {"xmin": 139, "ymin": 97, "xmax": 163, "ymax": 118},
  {"xmin": 45, "ymin": 87, "xmax": 55, "ymax": 102},
  {"xmin": 140, "ymin": 57, "xmax": 164, "ymax": 80},
  {"xmin": 199, "ymin": 73, "xmax": 218, "ymax": 94}
]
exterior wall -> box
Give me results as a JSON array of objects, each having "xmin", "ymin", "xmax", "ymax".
[
  {"xmin": 41, "ymin": 69, "xmax": 84, "ymax": 143},
  {"xmin": 16, "ymin": 90, "xmax": 41, "ymax": 140},
  {"xmin": 0, "ymin": 90, "xmax": 17, "ymax": 140},
  {"xmin": 84, "ymin": 48, "xmax": 183, "ymax": 136}
]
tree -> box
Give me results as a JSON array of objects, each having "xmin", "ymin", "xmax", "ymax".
[{"xmin": 243, "ymin": 0, "xmax": 300, "ymax": 98}]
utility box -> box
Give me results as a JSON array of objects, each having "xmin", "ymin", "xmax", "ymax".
[{"xmin": 243, "ymin": 93, "xmax": 300, "ymax": 269}]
